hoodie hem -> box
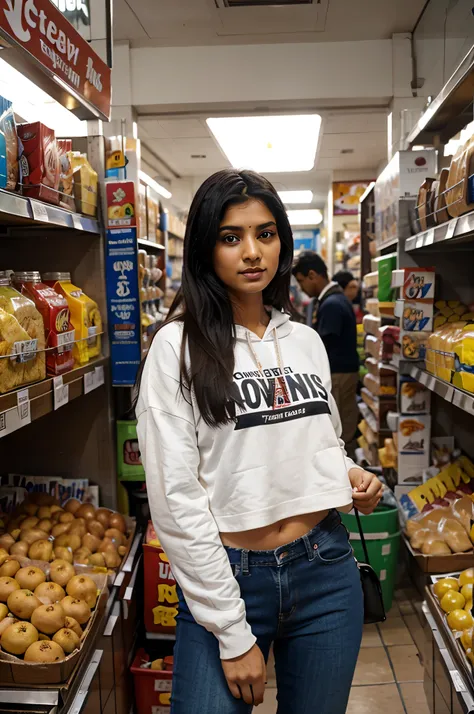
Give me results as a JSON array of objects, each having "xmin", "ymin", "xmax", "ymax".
[{"xmin": 215, "ymin": 487, "xmax": 354, "ymax": 533}]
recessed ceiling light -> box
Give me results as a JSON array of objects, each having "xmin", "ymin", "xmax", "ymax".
[
  {"xmin": 278, "ymin": 190, "xmax": 313, "ymax": 204},
  {"xmin": 287, "ymin": 209, "xmax": 323, "ymax": 226},
  {"xmin": 206, "ymin": 114, "xmax": 322, "ymax": 172}
]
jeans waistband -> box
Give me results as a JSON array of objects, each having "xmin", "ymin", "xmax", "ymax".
[{"xmin": 224, "ymin": 509, "xmax": 342, "ymax": 571}]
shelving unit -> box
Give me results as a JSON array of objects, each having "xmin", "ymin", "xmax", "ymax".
[
  {"xmin": 407, "ymin": 365, "xmax": 474, "ymax": 416},
  {"xmin": 0, "ymin": 357, "xmax": 107, "ymax": 439},
  {"xmin": 0, "ymin": 188, "xmax": 101, "ymax": 234},
  {"xmin": 138, "ymin": 237, "xmax": 165, "ymax": 251}
]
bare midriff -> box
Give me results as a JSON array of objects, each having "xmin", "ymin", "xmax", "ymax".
[{"xmin": 220, "ymin": 510, "xmax": 330, "ymax": 551}]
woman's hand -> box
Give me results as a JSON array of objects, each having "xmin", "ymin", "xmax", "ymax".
[
  {"xmin": 221, "ymin": 643, "xmax": 267, "ymax": 706},
  {"xmin": 349, "ymin": 468, "xmax": 383, "ymax": 515}
]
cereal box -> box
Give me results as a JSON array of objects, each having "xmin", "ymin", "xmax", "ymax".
[
  {"xmin": 402, "ymin": 268, "xmax": 435, "ymax": 301},
  {"xmin": 396, "ymin": 299, "xmax": 434, "ymax": 332},
  {"xmin": 399, "ymin": 377, "xmax": 431, "ymax": 415},
  {"xmin": 397, "ymin": 415, "xmax": 431, "ymax": 482}
]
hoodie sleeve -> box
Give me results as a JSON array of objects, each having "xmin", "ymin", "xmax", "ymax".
[
  {"xmin": 136, "ymin": 325, "xmax": 256, "ymax": 660},
  {"xmin": 312, "ymin": 330, "xmax": 360, "ymax": 474}
]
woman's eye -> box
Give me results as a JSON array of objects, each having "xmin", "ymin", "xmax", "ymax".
[
  {"xmin": 260, "ymin": 231, "xmax": 275, "ymax": 239},
  {"xmin": 223, "ymin": 235, "xmax": 240, "ymax": 244}
]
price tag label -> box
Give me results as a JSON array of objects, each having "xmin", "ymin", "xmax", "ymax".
[
  {"xmin": 450, "ymin": 670, "xmax": 466, "ymax": 693},
  {"xmin": 53, "ymin": 376, "xmax": 69, "ymax": 410},
  {"xmin": 416, "ymin": 234, "xmax": 425, "ymax": 249},
  {"xmin": 57, "ymin": 330, "xmax": 75, "ymax": 354},
  {"xmin": 452, "ymin": 390, "xmax": 473, "ymax": 412},
  {"xmin": 424, "ymin": 229, "xmax": 434, "ymax": 246},
  {"xmin": 445, "ymin": 218, "xmax": 458, "ymax": 240},
  {"xmin": 72, "ymin": 215, "xmax": 83, "ymax": 231},
  {"xmin": 30, "ymin": 201, "xmax": 49, "ymax": 223},
  {"xmin": 426, "ymin": 376, "xmax": 435, "ymax": 391},
  {"xmin": 95, "ymin": 365, "xmax": 105, "ymax": 387},
  {"xmin": 84, "ymin": 371, "xmax": 96, "ymax": 395},
  {"xmin": 17, "ymin": 389, "xmax": 31, "ymax": 426}
]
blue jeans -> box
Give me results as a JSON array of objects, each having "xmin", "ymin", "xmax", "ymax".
[{"xmin": 171, "ymin": 510, "xmax": 363, "ymax": 713}]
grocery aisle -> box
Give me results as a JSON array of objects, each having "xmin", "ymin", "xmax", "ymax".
[{"xmin": 260, "ymin": 586, "xmax": 430, "ymax": 714}]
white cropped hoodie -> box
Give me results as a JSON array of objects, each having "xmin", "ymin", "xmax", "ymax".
[{"xmin": 136, "ymin": 310, "xmax": 356, "ymax": 660}]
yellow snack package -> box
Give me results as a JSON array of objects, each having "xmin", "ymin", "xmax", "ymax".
[
  {"xmin": 70, "ymin": 152, "xmax": 98, "ymax": 217},
  {"xmin": 43, "ymin": 273, "xmax": 101, "ymax": 366}
]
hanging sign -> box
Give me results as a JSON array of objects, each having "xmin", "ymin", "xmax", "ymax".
[
  {"xmin": 0, "ymin": 0, "xmax": 111, "ymax": 119},
  {"xmin": 105, "ymin": 181, "xmax": 142, "ymax": 386},
  {"xmin": 50, "ymin": 0, "xmax": 90, "ymax": 26}
]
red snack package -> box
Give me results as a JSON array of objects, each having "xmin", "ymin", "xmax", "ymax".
[
  {"xmin": 17, "ymin": 122, "xmax": 60, "ymax": 205},
  {"xmin": 12, "ymin": 272, "xmax": 75, "ymax": 376}
]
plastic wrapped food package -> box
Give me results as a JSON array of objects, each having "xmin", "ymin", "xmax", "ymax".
[
  {"xmin": 43, "ymin": 273, "xmax": 101, "ymax": 366},
  {"xmin": 12, "ymin": 273, "xmax": 75, "ymax": 377},
  {"xmin": 70, "ymin": 153, "xmax": 98, "ymax": 217},
  {"xmin": 0, "ymin": 276, "xmax": 45, "ymax": 394}
]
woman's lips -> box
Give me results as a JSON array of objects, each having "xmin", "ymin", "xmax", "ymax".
[{"xmin": 240, "ymin": 269, "xmax": 266, "ymax": 281}]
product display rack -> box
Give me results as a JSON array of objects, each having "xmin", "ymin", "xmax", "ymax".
[{"xmin": 382, "ymin": 48, "xmax": 474, "ymax": 714}]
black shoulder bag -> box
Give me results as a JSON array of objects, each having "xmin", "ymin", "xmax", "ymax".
[{"xmin": 355, "ymin": 509, "xmax": 387, "ymax": 624}]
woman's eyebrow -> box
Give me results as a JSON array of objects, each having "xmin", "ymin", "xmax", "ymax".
[{"xmin": 219, "ymin": 221, "xmax": 277, "ymax": 232}]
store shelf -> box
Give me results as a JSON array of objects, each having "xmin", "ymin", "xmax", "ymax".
[
  {"xmin": 0, "ymin": 188, "xmax": 101, "ymax": 234},
  {"xmin": 0, "ymin": 356, "xmax": 108, "ymax": 440},
  {"xmin": 376, "ymin": 236, "xmax": 398, "ymax": 251},
  {"xmin": 406, "ymin": 45, "xmax": 474, "ymax": 146},
  {"xmin": 145, "ymin": 632, "xmax": 176, "ymax": 641},
  {"xmin": 408, "ymin": 365, "xmax": 474, "ymax": 415},
  {"xmin": 138, "ymin": 238, "xmax": 165, "ymax": 251},
  {"xmin": 405, "ymin": 212, "xmax": 474, "ymax": 252}
]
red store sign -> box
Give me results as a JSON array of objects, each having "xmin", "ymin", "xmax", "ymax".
[{"xmin": 0, "ymin": 0, "xmax": 111, "ymax": 120}]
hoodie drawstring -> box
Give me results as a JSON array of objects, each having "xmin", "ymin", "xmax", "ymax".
[{"xmin": 246, "ymin": 328, "xmax": 285, "ymax": 376}]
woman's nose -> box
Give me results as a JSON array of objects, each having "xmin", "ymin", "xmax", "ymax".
[{"xmin": 241, "ymin": 236, "xmax": 262, "ymax": 262}]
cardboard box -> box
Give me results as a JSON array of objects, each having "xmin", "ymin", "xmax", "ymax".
[
  {"xmin": 399, "ymin": 377, "xmax": 431, "ymax": 415},
  {"xmin": 398, "ymin": 415, "xmax": 431, "ymax": 482},
  {"xmin": 401, "ymin": 331, "xmax": 429, "ymax": 361},
  {"xmin": 403, "ymin": 534, "xmax": 474, "ymax": 574},
  {"xmin": 17, "ymin": 122, "xmax": 60, "ymax": 205},
  {"xmin": 396, "ymin": 299, "xmax": 434, "ymax": 332},
  {"xmin": 402, "ymin": 267, "xmax": 436, "ymax": 301},
  {"xmin": 0, "ymin": 573, "xmax": 107, "ymax": 685}
]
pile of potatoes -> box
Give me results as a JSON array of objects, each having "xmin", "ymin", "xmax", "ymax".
[
  {"xmin": 0, "ymin": 493, "xmax": 129, "ymax": 570},
  {"xmin": 0, "ymin": 557, "xmax": 100, "ymax": 663}
]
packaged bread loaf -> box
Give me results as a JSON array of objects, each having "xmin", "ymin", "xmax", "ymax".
[{"xmin": 0, "ymin": 274, "xmax": 45, "ymax": 394}]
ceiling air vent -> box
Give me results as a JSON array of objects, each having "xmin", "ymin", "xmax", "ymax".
[{"xmin": 220, "ymin": 0, "xmax": 315, "ymax": 6}]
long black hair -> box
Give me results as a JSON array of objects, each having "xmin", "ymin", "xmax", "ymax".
[{"xmin": 136, "ymin": 169, "xmax": 294, "ymax": 427}]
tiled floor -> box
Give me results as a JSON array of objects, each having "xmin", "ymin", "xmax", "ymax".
[{"xmin": 259, "ymin": 586, "xmax": 430, "ymax": 713}]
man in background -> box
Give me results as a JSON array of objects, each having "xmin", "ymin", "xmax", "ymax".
[{"xmin": 292, "ymin": 252, "xmax": 359, "ymax": 453}]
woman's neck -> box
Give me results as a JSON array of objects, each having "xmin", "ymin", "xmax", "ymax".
[{"xmin": 231, "ymin": 293, "xmax": 270, "ymax": 338}]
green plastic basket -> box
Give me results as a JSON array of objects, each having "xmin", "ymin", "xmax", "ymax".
[{"xmin": 341, "ymin": 507, "xmax": 401, "ymax": 611}]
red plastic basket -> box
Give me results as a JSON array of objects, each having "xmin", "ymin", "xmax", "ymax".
[{"xmin": 131, "ymin": 649, "xmax": 173, "ymax": 714}]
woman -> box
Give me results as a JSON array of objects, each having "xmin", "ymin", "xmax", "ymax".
[{"xmin": 136, "ymin": 170, "xmax": 382, "ymax": 713}]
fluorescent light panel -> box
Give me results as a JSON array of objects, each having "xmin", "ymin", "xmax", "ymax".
[
  {"xmin": 278, "ymin": 190, "xmax": 313, "ymax": 204},
  {"xmin": 287, "ymin": 209, "xmax": 323, "ymax": 226},
  {"xmin": 207, "ymin": 114, "xmax": 321, "ymax": 173},
  {"xmin": 138, "ymin": 170, "xmax": 172, "ymax": 199}
]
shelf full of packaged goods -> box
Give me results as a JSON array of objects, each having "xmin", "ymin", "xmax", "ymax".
[
  {"xmin": 406, "ymin": 45, "xmax": 474, "ymax": 147},
  {"xmin": 0, "ymin": 357, "xmax": 108, "ymax": 440},
  {"xmin": 407, "ymin": 365, "xmax": 474, "ymax": 416},
  {"xmin": 138, "ymin": 238, "xmax": 165, "ymax": 251},
  {"xmin": 0, "ymin": 189, "xmax": 101, "ymax": 234},
  {"xmin": 405, "ymin": 212, "xmax": 474, "ymax": 253}
]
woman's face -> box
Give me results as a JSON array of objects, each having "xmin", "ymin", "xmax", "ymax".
[
  {"xmin": 213, "ymin": 198, "xmax": 281, "ymax": 298},
  {"xmin": 344, "ymin": 279, "xmax": 359, "ymax": 302}
]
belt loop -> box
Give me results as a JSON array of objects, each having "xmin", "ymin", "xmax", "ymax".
[
  {"xmin": 241, "ymin": 549, "xmax": 250, "ymax": 576},
  {"xmin": 303, "ymin": 534, "xmax": 315, "ymax": 561}
]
